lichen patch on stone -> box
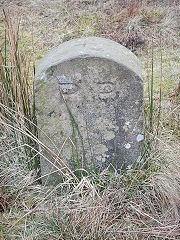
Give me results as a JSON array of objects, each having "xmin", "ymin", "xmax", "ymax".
[
  {"xmin": 136, "ymin": 134, "xmax": 144, "ymax": 142},
  {"xmin": 103, "ymin": 131, "xmax": 115, "ymax": 141},
  {"xmin": 94, "ymin": 144, "xmax": 108, "ymax": 155},
  {"xmin": 125, "ymin": 143, "xmax": 131, "ymax": 149}
]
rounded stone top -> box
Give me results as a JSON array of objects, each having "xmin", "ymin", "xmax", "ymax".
[{"xmin": 35, "ymin": 37, "xmax": 142, "ymax": 80}]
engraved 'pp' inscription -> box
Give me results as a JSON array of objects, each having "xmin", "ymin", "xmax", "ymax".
[
  {"xmin": 97, "ymin": 82, "xmax": 114, "ymax": 93},
  {"xmin": 96, "ymin": 82, "xmax": 115, "ymax": 100}
]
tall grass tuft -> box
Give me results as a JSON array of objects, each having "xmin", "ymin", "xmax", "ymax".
[{"xmin": 0, "ymin": 10, "xmax": 38, "ymax": 170}]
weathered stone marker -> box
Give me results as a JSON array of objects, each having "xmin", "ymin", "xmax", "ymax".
[{"xmin": 35, "ymin": 37, "xmax": 144, "ymax": 184}]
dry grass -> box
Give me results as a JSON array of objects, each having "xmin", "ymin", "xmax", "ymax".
[
  {"xmin": 0, "ymin": 0, "xmax": 180, "ymax": 239},
  {"xmin": 0, "ymin": 131, "xmax": 179, "ymax": 239}
]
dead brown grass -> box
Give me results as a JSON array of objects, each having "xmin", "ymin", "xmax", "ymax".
[{"xmin": 0, "ymin": 0, "xmax": 179, "ymax": 239}]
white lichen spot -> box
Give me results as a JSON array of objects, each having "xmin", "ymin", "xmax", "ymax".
[
  {"xmin": 125, "ymin": 143, "xmax": 131, "ymax": 149},
  {"xmin": 41, "ymin": 72, "xmax": 47, "ymax": 81},
  {"xmin": 125, "ymin": 121, "xmax": 130, "ymax": 126},
  {"xmin": 136, "ymin": 134, "xmax": 144, "ymax": 142},
  {"xmin": 127, "ymin": 164, "xmax": 132, "ymax": 169}
]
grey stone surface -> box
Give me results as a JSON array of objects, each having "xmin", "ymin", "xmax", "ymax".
[{"xmin": 35, "ymin": 37, "xmax": 144, "ymax": 184}]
